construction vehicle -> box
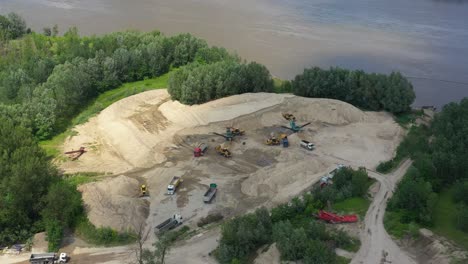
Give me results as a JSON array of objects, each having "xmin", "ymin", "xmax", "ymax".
[
  {"xmin": 282, "ymin": 113, "xmax": 295, "ymax": 121},
  {"xmin": 215, "ymin": 145, "xmax": 232, "ymax": 158},
  {"xmin": 281, "ymin": 134, "xmax": 289, "ymax": 147},
  {"xmin": 167, "ymin": 176, "xmax": 182, "ymax": 195},
  {"xmin": 29, "ymin": 252, "xmax": 69, "ymax": 264},
  {"xmin": 194, "ymin": 143, "xmax": 208, "ymax": 157},
  {"xmin": 265, "ymin": 136, "xmax": 281, "ymax": 145},
  {"xmin": 155, "ymin": 214, "xmax": 183, "ymax": 234},
  {"xmin": 227, "ymin": 127, "xmax": 245, "ymax": 136},
  {"xmin": 281, "ymin": 118, "xmax": 311, "ymax": 133},
  {"xmin": 140, "ymin": 184, "xmax": 149, "ymax": 197},
  {"xmin": 64, "ymin": 147, "xmax": 86, "ymax": 160},
  {"xmin": 316, "ymin": 210, "xmax": 357, "ymax": 224},
  {"xmin": 213, "ymin": 127, "xmax": 244, "ymax": 141},
  {"xmin": 300, "ymin": 140, "xmax": 315, "ymax": 150},
  {"xmin": 203, "ymin": 183, "xmax": 217, "ymax": 203}
]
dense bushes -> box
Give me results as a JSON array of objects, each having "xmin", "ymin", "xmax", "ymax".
[
  {"xmin": 216, "ymin": 167, "xmax": 368, "ymax": 263},
  {"xmin": 385, "ymin": 98, "xmax": 468, "ymax": 240},
  {"xmin": 0, "ymin": 12, "xmax": 29, "ymax": 40},
  {"xmin": 168, "ymin": 60, "xmax": 274, "ymax": 105},
  {"xmin": 291, "ymin": 67, "xmax": 415, "ymax": 114},
  {"xmin": 75, "ymin": 218, "xmax": 136, "ymax": 246},
  {"xmin": 0, "ymin": 16, "xmax": 236, "ymax": 139}
]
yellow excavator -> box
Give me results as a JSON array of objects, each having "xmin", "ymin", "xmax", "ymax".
[
  {"xmin": 265, "ymin": 133, "xmax": 287, "ymax": 146},
  {"xmin": 215, "ymin": 145, "xmax": 232, "ymax": 158}
]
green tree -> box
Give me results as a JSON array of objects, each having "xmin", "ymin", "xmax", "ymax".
[
  {"xmin": 303, "ymin": 240, "xmax": 337, "ymax": 264},
  {"xmin": 272, "ymin": 221, "xmax": 307, "ymax": 260}
]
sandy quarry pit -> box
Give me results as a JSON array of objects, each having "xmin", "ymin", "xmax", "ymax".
[{"xmin": 61, "ymin": 90, "xmax": 403, "ymax": 242}]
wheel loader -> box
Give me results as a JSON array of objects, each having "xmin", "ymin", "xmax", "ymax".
[
  {"xmin": 140, "ymin": 184, "xmax": 149, "ymax": 197},
  {"xmin": 215, "ymin": 145, "xmax": 232, "ymax": 158}
]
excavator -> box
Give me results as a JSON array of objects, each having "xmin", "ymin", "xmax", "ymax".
[
  {"xmin": 213, "ymin": 127, "xmax": 245, "ymax": 141},
  {"xmin": 215, "ymin": 144, "xmax": 232, "ymax": 158},
  {"xmin": 265, "ymin": 133, "xmax": 288, "ymax": 145}
]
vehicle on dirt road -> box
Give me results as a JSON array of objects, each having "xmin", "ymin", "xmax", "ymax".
[
  {"xmin": 155, "ymin": 214, "xmax": 183, "ymax": 234},
  {"xmin": 29, "ymin": 252, "xmax": 69, "ymax": 264},
  {"xmin": 167, "ymin": 176, "xmax": 182, "ymax": 195},
  {"xmin": 194, "ymin": 143, "xmax": 208, "ymax": 157},
  {"xmin": 300, "ymin": 140, "xmax": 315, "ymax": 150},
  {"xmin": 203, "ymin": 183, "xmax": 217, "ymax": 203}
]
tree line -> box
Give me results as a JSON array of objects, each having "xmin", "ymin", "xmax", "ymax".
[
  {"xmin": 0, "ymin": 14, "xmax": 237, "ymax": 139},
  {"xmin": 289, "ymin": 67, "xmax": 415, "ymax": 114},
  {"xmin": 385, "ymin": 98, "xmax": 468, "ymax": 238},
  {"xmin": 0, "ymin": 118, "xmax": 83, "ymax": 250},
  {"xmin": 0, "ymin": 12, "xmax": 30, "ymax": 41}
]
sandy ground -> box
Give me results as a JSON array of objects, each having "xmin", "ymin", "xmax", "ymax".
[
  {"xmin": 351, "ymin": 160, "xmax": 415, "ymax": 264},
  {"xmin": 34, "ymin": 89, "xmax": 406, "ymax": 263}
]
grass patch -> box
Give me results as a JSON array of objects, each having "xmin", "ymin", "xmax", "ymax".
[
  {"xmin": 384, "ymin": 211, "xmax": 420, "ymax": 239},
  {"xmin": 72, "ymin": 73, "xmax": 170, "ymax": 126},
  {"xmin": 39, "ymin": 73, "xmax": 170, "ymax": 158},
  {"xmin": 333, "ymin": 197, "xmax": 371, "ymax": 219},
  {"xmin": 432, "ymin": 189, "xmax": 468, "ymax": 249},
  {"xmin": 394, "ymin": 109, "xmax": 424, "ymax": 127},
  {"xmin": 64, "ymin": 172, "xmax": 103, "ymax": 187},
  {"xmin": 336, "ymin": 255, "xmax": 351, "ymax": 264},
  {"xmin": 75, "ymin": 217, "xmax": 136, "ymax": 246}
]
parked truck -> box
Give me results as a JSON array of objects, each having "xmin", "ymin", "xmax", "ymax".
[
  {"xmin": 203, "ymin": 183, "xmax": 217, "ymax": 203},
  {"xmin": 300, "ymin": 140, "xmax": 315, "ymax": 150},
  {"xmin": 29, "ymin": 252, "xmax": 68, "ymax": 264},
  {"xmin": 167, "ymin": 176, "xmax": 182, "ymax": 195},
  {"xmin": 155, "ymin": 214, "xmax": 183, "ymax": 234}
]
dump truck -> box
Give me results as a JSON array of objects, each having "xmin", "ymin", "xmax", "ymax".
[
  {"xmin": 203, "ymin": 183, "xmax": 217, "ymax": 203},
  {"xmin": 194, "ymin": 143, "xmax": 208, "ymax": 157},
  {"xmin": 167, "ymin": 176, "xmax": 182, "ymax": 195},
  {"xmin": 29, "ymin": 252, "xmax": 69, "ymax": 264},
  {"xmin": 300, "ymin": 140, "xmax": 315, "ymax": 150},
  {"xmin": 155, "ymin": 214, "xmax": 183, "ymax": 234}
]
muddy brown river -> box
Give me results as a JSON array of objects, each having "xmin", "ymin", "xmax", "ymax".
[{"xmin": 1, "ymin": 0, "xmax": 468, "ymax": 108}]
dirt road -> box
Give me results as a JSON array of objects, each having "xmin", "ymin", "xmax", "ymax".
[{"xmin": 351, "ymin": 159, "xmax": 415, "ymax": 264}]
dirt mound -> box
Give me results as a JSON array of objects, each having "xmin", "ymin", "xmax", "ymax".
[{"xmin": 78, "ymin": 175, "xmax": 149, "ymax": 232}]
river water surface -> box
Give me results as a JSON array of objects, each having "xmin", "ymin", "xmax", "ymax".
[{"xmin": 1, "ymin": 0, "xmax": 468, "ymax": 108}]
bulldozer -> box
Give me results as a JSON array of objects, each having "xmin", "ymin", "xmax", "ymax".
[
  {"xmin": 266, "ymin": 133, "xmax": 288, "ymax": 146},
  {"xmin": 140, "ymin": 184, "xmax": 149, "ymax": 197},
  {"xmin": 215, "ymin": 145, "xmax": 232, "ymax": 158}
]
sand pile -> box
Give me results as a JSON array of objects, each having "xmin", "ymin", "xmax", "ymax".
[
  {"xmin": 61, "ymin": 89, "xmax": 403, "ymax": 234},
  {"xmin": 78, "ymin": 175, "xmax": 148, "ymax": 232}
]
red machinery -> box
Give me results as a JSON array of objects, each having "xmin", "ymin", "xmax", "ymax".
[
  {"xmin": 194, "ymin": 143, "xmax": 208, "ymax": 157},
  {"xmin": 317, "ymin": 210, "xmax": 358, "ymax": 223},
  {"xmin": 64, "ymin": 147, "xmax": 86, "ymax": 160}
]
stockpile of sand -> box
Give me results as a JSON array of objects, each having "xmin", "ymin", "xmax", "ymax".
[{"xmin": 78, "ymin": 175, "xmax": 148, "ymax": 232}]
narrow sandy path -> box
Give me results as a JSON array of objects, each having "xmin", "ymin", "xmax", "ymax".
[{"xmin": 351, "ymin": 159, "xmax": 415, "ymax": 264}]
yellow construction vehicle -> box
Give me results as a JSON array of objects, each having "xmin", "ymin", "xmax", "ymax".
[
  {"xmin": 140, "ymin": 184, "xmax": 148, "ymax": 197},
  {"xmin": 282, "ymin": 113, "xmax": 295, "ymax": 121},
  {"xmin": 215, "ymin": 145, "xmax": 232, "ymax": 158},
  {"xmin": 227, "ymin": 127, "xmax": 245, "ymax": 136},
  {"xmin": 265, "ymin": 136, "xmax": 281, "ymax": 145}
]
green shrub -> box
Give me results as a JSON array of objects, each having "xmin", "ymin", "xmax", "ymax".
[
  {"xmin": 75, "ymin": 217, "xmax": 136, "ymax": 246},
  {"xmin": 197, "ymin": 213, "xmax": 224, "ymax": 227}
]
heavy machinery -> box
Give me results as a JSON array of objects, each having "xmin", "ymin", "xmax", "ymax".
[
  {"xmin": 282, "ymin": 113, "xmax": 295, "ymax": 121},
  {"xmin": 281, "ymin": 118, "xmax": 311, "ymax": 133},
  {"xmin": 215, "ymin": 145, "xmax": 232, "ymax": 158},
  {"xmin": 140, "ymin": 184, "xmax": 149, "ymax": 197},
  {"xmin": 194, "ymin": 143, "xmax": 208, "ymax": 157},
  {"xmin": 167, "ymin": 176, "xmax": 182, "ymax": 195},
  {"xmin": 64, "ymin": 147, "xmax": 86, "ymax": 160},
  {"xmin": 316, "ymin": 210, "xmax": 358, "ymax": 224},
  {"xmin": 213, "ymin": 127, "xmax": 245, "ymax": 141},
  {"xmin": 155, "ymin": 214, "xmax": 183, "ymax": 235},
  {"xmin": 266, "ymin": 133, "xmax": 288, "ymax": 146},
  {"xmin": 203, "ymin": 183, "xmax": 217, "ymax": 203},
  {"xmin": 29, "ymin": 252, "xmax": 69, "ymax": 264},
  {"xmin": 265, "ymin": 136, "xmax": 281, "ymax": 145}
]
